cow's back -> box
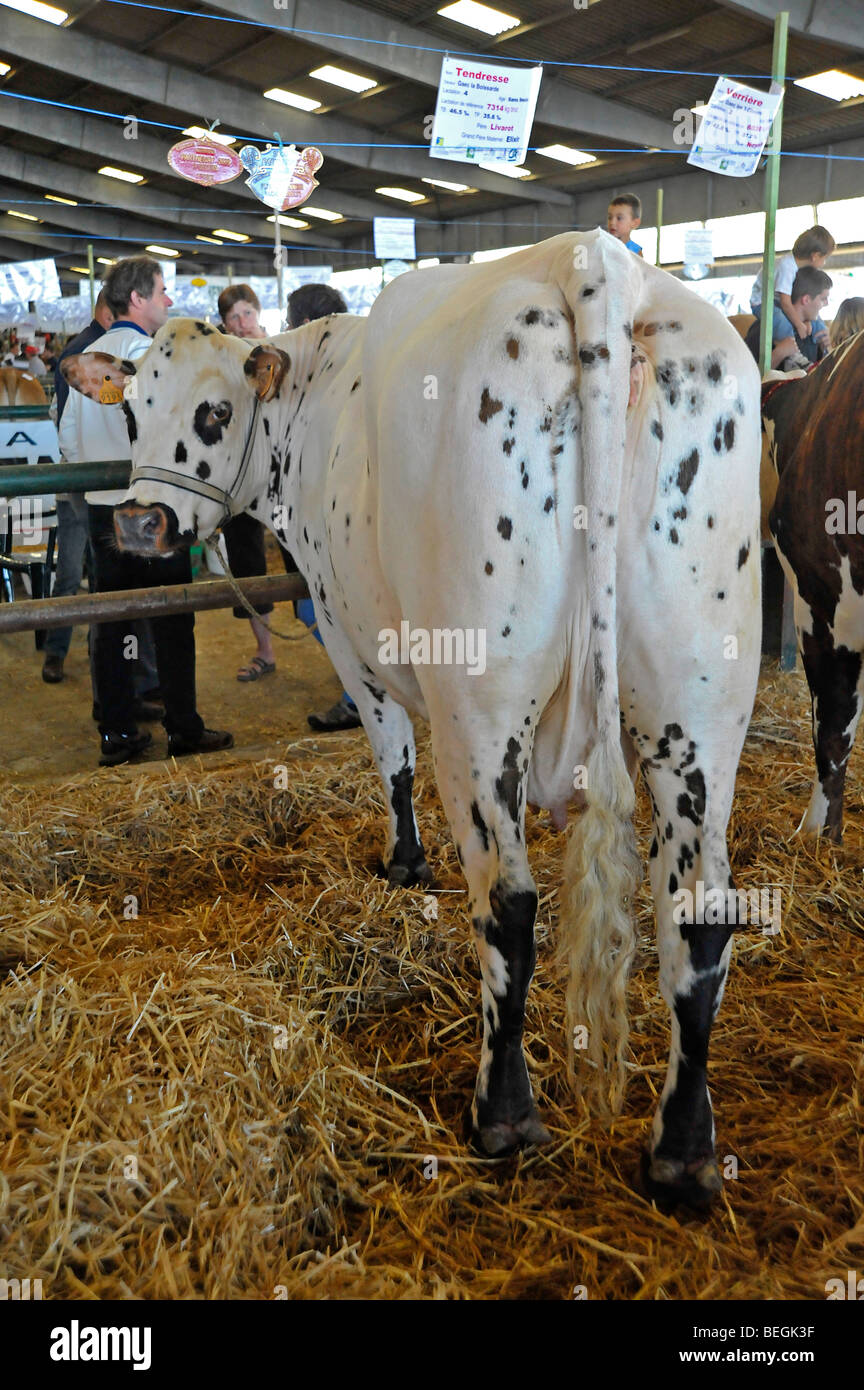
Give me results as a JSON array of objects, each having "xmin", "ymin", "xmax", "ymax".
[
  {"xmin": 0, "ymin": 366, "xmax": 47, "ymax": 406},
  {"xmin": 360, "ymin": 235, "xmax": 761, "ymax": 809}
]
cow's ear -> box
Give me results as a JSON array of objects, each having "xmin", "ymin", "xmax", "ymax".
[
  {"xmin": 61, "ymin": 351, "xmax": 137, "ymax": 404},
  {"xmin": 243, "ymin": 344, "xmax": 291, "ymax": 401}
]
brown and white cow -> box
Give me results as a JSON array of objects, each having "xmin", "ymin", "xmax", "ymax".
[
  {"xmin": 0, "ymin": 366, "xmax": 47, "ymax": 406},
  {"xmin": 766, "ymin": 332, "xmax": 864, "ymax": 841}
]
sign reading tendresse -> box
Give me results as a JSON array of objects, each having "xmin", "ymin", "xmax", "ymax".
[{"xmin": 430, "ymin": 56, "xmax": 542, "ymax": 166}]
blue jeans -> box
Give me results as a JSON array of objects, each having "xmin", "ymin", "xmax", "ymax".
[
  {"xmin": 295, "ymin": 597, "xmax": 356, "ymax": 709},
  {"xmin": 754, "ymin": 304, "xmax": 827, "ymax": 351},
  {"xmin": 44, "ymin": 495, "xmax": 91, "ymax": 660}
]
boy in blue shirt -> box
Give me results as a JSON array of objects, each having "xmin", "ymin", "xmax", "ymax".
[
  {"xmin": 750, "ymin": 224, "xmax": 834, "ymax": 353},
  {"xmin": 607, "ymin": 194, "xmax": 643, "ymax": 255}
]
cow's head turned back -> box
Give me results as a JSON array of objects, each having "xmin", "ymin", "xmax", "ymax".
[{"xmin": 61, "ymin": 317, "xmax": 292, "ymax": 553}]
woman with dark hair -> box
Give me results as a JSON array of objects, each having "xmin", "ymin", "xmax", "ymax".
[{"xmin": 217, "ymin": 284, "xmax": 279, "ymax": 682}]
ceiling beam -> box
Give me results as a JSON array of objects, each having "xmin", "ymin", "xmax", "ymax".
[
  {"xmin": 0, "ymin": 145, "xmax": 340, "ymax": 252},
  {"xmin": 0, "ymin": 233, "xmax": 66, "ymax": 264},
  {"xmin": 208, "ymin": 0, "xmax": 674, "ymax": 149},
  {"xmin": 0, "ymin": 213, "xmax": 129, "ymax": 260},
  {"xmin": 1, "ymin": 9, "xmax": 558, "ymax": 203},
  {"xmin": 0, "ymin": 95, "xmax": 389, "ymax": 230},
  {"xmin": 0, "ymin": 183, "xmax": 271, "ymax": 270},
  {"xmin": 717, "ymin": 1, "xmax": 864, "ymax": 53}
]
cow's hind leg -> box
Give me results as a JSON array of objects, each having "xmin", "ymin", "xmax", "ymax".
[
  {"xmin": 428, "ymin": 708, "xmax": 550, "ymax": 1157},
  {"xmin": 798, "ymin": 626, "xmax": 862, "ymax": 843},
  {"xmin": 638, "ymin": 748, "xmax": 738, "ymax": 1209}
]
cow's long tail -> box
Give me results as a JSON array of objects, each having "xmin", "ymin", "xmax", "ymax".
[{"xmin": 552, "ymin": 231, "xmax": 643, "ymax": 1117}]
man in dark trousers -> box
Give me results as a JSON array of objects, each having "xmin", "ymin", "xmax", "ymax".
[
  {"xmin": 42, "ymin": 290, "xmax": 115, "ymax": 685},
  {"xmin": 60, "ymin": 256, "xmax": 233, "ymax": 766},
  {"xmin": 46, "ymin": 290, "xmax": 160, "ymax": 708}
]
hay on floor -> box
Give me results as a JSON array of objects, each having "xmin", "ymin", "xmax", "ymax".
[{"xmin": 0, "ymin": 660, "xmax": 862, "ymax": 1300}]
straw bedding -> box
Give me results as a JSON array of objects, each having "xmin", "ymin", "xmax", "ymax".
[{"xmin": 0, "ymin": 660, "xmax": 862, "ymax": 1300}]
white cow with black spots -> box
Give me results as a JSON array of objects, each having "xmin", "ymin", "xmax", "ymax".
[{"xmin": 62, "ymin": 230, "xmax": 762, "ymax": 1208}]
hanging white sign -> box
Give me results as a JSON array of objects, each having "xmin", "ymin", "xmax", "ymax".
[
  {"xmin": 683, "ymin": 229, "xmax": 714, "ymax": 265},
  {"xmin": 0, "ymin": 258, "xmax": 61, "ymax": 304},
  {"xmin": 687, "ymin": 77, "xmax": 783, "ymax": 178},
  {"xmin": 430, "ymin": 56, "xmax": 542, "ymax": 166},
  {"xmin": 287, "ymin": 266, "xmax": 334, "ymax": 287},
  {"xmin": 373, "ymin": 218, "xmax": 416, "ymax": 261}
]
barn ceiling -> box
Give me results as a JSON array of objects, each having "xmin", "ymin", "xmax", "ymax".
[{"xmin": 0, "ymin": 0, "xmax": 863, "ymax": 283}]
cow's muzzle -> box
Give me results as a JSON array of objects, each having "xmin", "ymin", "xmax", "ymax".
[{"xmin": 114, "ymin": 502, "xmax": 190, "ymax": 556}]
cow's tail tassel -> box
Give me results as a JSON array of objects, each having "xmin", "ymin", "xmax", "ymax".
[{"xmin": 557, "ymin": 739, "xmax": 639, "ymax": 1116}]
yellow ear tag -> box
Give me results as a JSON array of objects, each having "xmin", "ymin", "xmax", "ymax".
[
  {"xmin": 99, "ymin": 375, "xmax": 124, "ymax": 405},
  {"xmin": 261, "ymin": 360, "xmax": 276, "ymax": 397}
]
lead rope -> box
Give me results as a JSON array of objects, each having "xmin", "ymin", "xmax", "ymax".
[
  {"xmin": 211, "ymin": 536, "xmax": 316, "ymax": 642},
  {"xmin": 212, "ymin": 385, "xmax": 314, "ymax": 642}
]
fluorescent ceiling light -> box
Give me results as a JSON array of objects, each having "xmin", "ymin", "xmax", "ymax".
[
  {"xmin": 309, "ymin": 64, "xmax": 377, "ymax": 93},
  {"xmin": 146, "ymin": 244, "xmax": 180, "ymax": 257},
  {"xmin": 478, "ymin": 161, "xmax": 532, "ymax": 179},
  {"xmin": 0, "ymin": 1, "xmax": 68, "ymax": 24},
  {"xmin": 68, "ymin": 265, "xmax": 91, "ymax": 274},
  {"xmin": 97, "ymin": 257, "xmax": 116, "ymax": 266},
  {"xmin": 182, "ymin": 125, "xmax": 237, "ymax": 147},
  {"xmin": 418, "ymin": 258, "xmax": 440, "ymax": 268},
  {"xmin": 8, "ymin": 209, "xmax": 40, "ymax": 221},
  {"xmin": 196, "ymin": 234, "xmax": 223, "ymax": 244},
  {"xmin": 301, "ymin": 205, "xmax": 344, "ymax": 221},
  {"xmin": 535, "ymin": 144, "xmax": 596, "ymax": 167},
  {"xmin": 263, "ymin": 88, "xmax": 321, "ymax": 112},
  {"xmin": 212, "ymin": 228, "xmax": 250, "ymax": 242},
  {"xmin": 437, "ymin": 1, "xmax": 520, "ymax": 36},
  {"xmin": 99, "ymin": 165, "xmax": 145, "ymax": 184},
  {"xmin": 0, "ymin": 61, "xmax": 12, "ymax": 76},
  {"xmin": 421, "ymin": 177, "xmax": 476, "ymax": 192},
  {"xmin": 375, "ymin": 186, "xmax": 425, "ymax": 203},
  {"xmin": 794, "ymin": 69, "xmax": 864, "ymax": 102},
  {"xmin": 266, "ymin": 214, "xmax": 310, "ymax": 228},
  {"xmin": 45, "ymin": 193, "xmax": 78, "ymax": 205}
]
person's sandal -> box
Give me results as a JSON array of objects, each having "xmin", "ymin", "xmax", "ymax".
[{"xmin": 237, "ymin": 656, "xmax": 276, "ymax": 682}]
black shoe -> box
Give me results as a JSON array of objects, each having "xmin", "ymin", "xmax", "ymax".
[
  {"xmin": 167, "ymin": 728, "xmax": 234, "ymax": 757},
  {"xmin": 42, "ymin": 655, "xmax": 64, "ymax": 684},
  {"xmin": 307, "ymin": 697, "xmax": 362, "ymax": 732},
  {"xmin": 132, "ymin": 698, "xmax": 166, "ymax": 722},
  {"xmin": 99, "ymin": 729, "xmax": 152, "ymax": 767}
]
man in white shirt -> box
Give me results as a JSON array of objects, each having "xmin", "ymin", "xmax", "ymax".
[{"xmin": 60, "ymin": 255, "xmax": 232, "ymax": 765}]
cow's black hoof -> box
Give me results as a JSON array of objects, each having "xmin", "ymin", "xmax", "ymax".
[
  {"xmin": 468, "ymin": 1108, "xmax": 552, "ymax": 1157},
  {"xmin": 385, "ymin": 858, "xmax": 434, "ymax": 889},
  {"xmin": 639, "ymin": 1148, "xmax": 722, "ymax": 1211}
]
